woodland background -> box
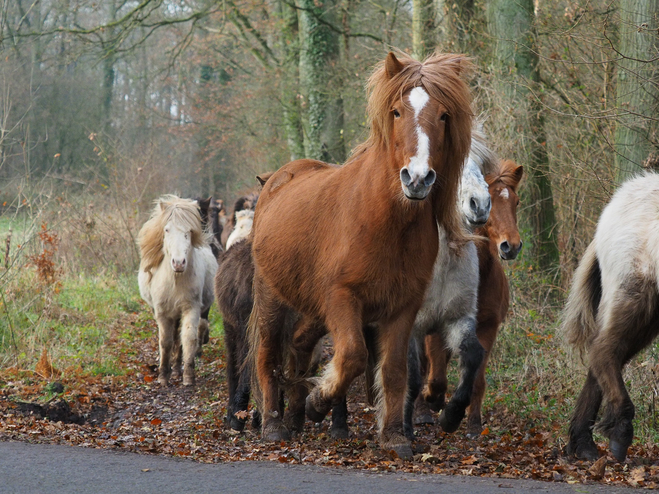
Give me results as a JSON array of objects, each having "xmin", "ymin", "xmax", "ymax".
[{"xmin": 1, "ymin": 0, "xmax": 659, "ymax": 468}]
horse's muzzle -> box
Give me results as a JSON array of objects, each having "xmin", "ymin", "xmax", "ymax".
[
  {"xmin": 499, "ymin": 240, "xmax": 523, "ymax": 261},
  {"xmin": 401, "ymin": 168, "xmax": 436, "ymax": 200}
]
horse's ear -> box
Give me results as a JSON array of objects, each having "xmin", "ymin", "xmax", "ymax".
[
  {"xmin": 385, "ymin": 52, "xmax": 405, "ymax": 79},
  {"xmin": 256, "ymin": 171, "xmax": 274, "ymax": 188},
  {"xmin": 159, "ymin": 201, "xmax": 167, "ymax": 212},
  {"xmin": 510, "ymin": 164, "xmax": 524, "ymax": 192}
]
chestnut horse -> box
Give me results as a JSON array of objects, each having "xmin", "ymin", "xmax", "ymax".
[
  {"xmin": 418, "ymin": 159, "xmax": 523, "ymax": 436},
  {"xmin": 563, "ymin": 172, "xmax": 659, "ymax": 462},
  {"xmin": 249, "ymin": 52, "xmax": 473, "ymax": 458}
]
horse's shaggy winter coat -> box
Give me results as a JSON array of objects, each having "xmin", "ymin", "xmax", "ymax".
[
  {"xmin": 563, "ymin": 172, "xmax": 659, "ymax": 462},
  {"xmin": 138, "ymin": 196, "xmax": 217, "ymax": 386}
]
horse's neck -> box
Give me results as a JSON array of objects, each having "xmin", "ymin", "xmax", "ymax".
[{"xmin": 348, "ymin": 147, "xmax": 430, "ymax": 225}]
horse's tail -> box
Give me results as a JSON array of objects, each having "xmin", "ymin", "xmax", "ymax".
[
  {"xmin": 245, "ymin": 287, "xmax": 264, "ymax": 412},
  {"xmin": 561, "ymin": 241, "xmax": 602, "ymax": 360}
]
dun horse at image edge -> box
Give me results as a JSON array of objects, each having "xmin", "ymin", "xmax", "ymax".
[
  {"xmin": 247, "ymin": 51, "xmax": 473, "ymax": 459},
  {"xmin": 562, "ymin": 172, "xmax": 659, "ymax": 463}
]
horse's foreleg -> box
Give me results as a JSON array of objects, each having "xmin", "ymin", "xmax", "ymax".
[
  {"xmin": 171, "ymin": 317, "xmax": 182, "ymax": 379},
  {"xmin": 377, "ymin": 310, "xmax": 417, "ymax": 459},
  {"xmin": 422, "ymin": 332, "xmax": 450, "ymax": 412},
  {"xmin": 438, "ymin": 317, "xmax": 484, "ymax": 434},
  {"xmin": 156, "ymin": 315, "xmax": 177, "ymax": 386},
  {"xmin": 466, "ymin": 320, "xmax": 499, "ymax": 437},
  {"xmin": 306, "ymin": 291, "xmax": 366, "ymax": 425},
  {"xmin": 180, "ymin": 308, "xmax": 201, "ymax": 386},
  {"xmin": 567, "ymin": 370, "xmax": 602, "ymax": 461}
]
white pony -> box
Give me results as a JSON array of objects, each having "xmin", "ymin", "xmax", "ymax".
[
  {"xmin": 138, "ymin": 195, "xmax": 218, "ymax": 386},
  {"xmin": 563, "ymin": 172, "xmax": 659, "ymax": 462},
  {"xmin": 403, "ymin": 123, "xmax": 498, "ymax": 438},
  {"xmin": 226, "ymin": 209, "xmax": 254, "ymax": 250}
]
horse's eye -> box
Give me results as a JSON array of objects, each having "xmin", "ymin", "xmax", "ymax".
[
  {"xmin": 440, "ymin": 113, "xmax": 448, "ymax": 122},
  {"xmin": 393, "ymin": 109, "xmax": 400, "ymax": 118},
  {"xmin": 165, "ymin": 227, "xmax": 170, "ymax": 233}
]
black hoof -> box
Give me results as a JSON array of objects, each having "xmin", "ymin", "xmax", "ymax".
[
  {"xmin": 567, "ymin": 438, "xmax": 600, "ymax": 461},
  {"xmin": 438, "ymin": 403, "xmax": 465, "ymax": 433},
  {"xmin": 305, "ymin": 390, "xmax": 331, "ymax": 423},
  {"xmin": 331, "ymin": 426, "xmax": 349, "ymax": 440},
  {"xmin": 609, "ymin": 439, "xmax": 629, "ymax": 463},
  {"xmin": 229, "ymin": 414, "xmax": 246, "ymax": 432},
  {"xmin": 391, "ymin": 443, "xmax": 414, "ymax": 460},
  {"xmin": 414, "ymin": 413, "xmax": 434, "ymax": 425}
]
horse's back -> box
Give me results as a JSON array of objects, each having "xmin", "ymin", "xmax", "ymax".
[
  {"xmin": 596, "ymin": 173, "xmax": 659, "ymax": 285},
  {"xmin": 258, "ymin": 159, "xmax": 339, "ymax": 207}
]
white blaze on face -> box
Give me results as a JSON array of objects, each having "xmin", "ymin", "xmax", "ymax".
[
  {"xmin": 407, "ymin": 87, "xmax": 431, "ymax": 180},
  {"xmin": 499, "ymin": 187, "xmax": 510, "ymax": 199}
]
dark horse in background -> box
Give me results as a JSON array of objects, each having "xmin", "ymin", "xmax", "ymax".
[
  {"xmin": 248, "ymin": 52, "xmax": 474, "ymax": 458},
  {"xmin": 562, "ymin": 172, "xmax": 659, "ymax": 462}
]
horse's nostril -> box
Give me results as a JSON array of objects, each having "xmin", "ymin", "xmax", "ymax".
[
  {"xmin": 423, "ymin": 169, "xmax": 436, "ymax": 187},
  {"xmin": 400, "ymin": 168, "xmax": 412, "ymax": 186},
  {"xmin": 470, "ymin": 197, "xmax": 478, "ymax": 212},
  {"xmin": 500, "ymin": 241, "xmax": 510, "ymax": 253}
]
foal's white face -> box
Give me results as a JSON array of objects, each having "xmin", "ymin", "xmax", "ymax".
[
  {"xmin": 164, "ymin": 220, "xmax": 192, "ymax": 273},
  {"xmin": 458, "ymin": 156, "xmax": 491, "ymax": 228}
]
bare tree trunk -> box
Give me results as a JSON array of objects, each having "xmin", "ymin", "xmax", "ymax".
[
  {"xmin": 487, "ymin": 0, "xmax": 559, "ymax": 272},
  {"xmin": 298, "ymin": 0, "xmax": 346, "ymax": 162},
  {"xmin": 413, "ymin": 0, "xmax": 436, "ymax": 59},
  {"xmin": 436, "ymin": 0, "xmax": 474, "ymax": 52},
  {"xmin": 278, "ymin": 0, "xmax": 304, "ymax": 161},
  {"xmin": 614, "ymin": 0, "xmax": 659, "ymax": 181}
]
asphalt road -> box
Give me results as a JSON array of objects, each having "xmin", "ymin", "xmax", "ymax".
[{"xmin": 0, "ymin": 441, "xmax": 640, "ymax": 494}]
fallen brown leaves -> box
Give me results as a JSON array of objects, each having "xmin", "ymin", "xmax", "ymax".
[{"xmin": 1, "ymin": 313, "xmax": 659, "ymax": 489}]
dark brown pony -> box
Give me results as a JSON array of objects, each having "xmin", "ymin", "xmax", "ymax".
[
  {"xmin": 419, "ymin": 159, "xmax": 523, "ymax": 435},
  {"xmin": 249, "ymin": 52, "xmax": 473, "ymax": 458}
]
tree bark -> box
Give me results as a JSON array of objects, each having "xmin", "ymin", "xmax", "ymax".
[
  {"xmin": 487, "ymin": 0, "xmax": 560, "ymax": 272},
  {"xmin": 614, "ymin": 0, "xmax": 659, "ymax": 182},
  {"xmin": 298, "ymin": 0, "xmax": 346, "ymax": 162},
  {"xmin": 413, "ymin": 0, "xmax": 436, "ymax": 59}
]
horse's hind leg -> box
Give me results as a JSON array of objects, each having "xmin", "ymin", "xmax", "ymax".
[
  {"xmin": 305, "ymin": 290, "xmax": 367, "ymax": 425},
  {"xmin": 253, "ymin": 280, "xmax": 290, "ymax": 441},
  {"xmin": 285, "ymin": 319, "xmax": 326, "ymax": 434},
  {"xmin": 404, "ymin": 336, "xmax": 423, "ymax": 441},
  {"xmin": 224, "ymin": 320, "xmax": 245, "ymax": 430},
  {"xmin": 438, "ymin": 317, "xmax": 484, "ymax": 433},
  {"xmin": 156, "ymin": 315, "xmax": 177, "ymax": 386},
  {"xmin": 422, "ymin": 332, "xmax": 450, "ymax": 412},
  {"xmin": 180, "ymin": 308, "xmax": 201, "ymax": 386},
  {"xmin": 590, "ymin": 280, "xmax": 659, "ymax": 462},
  {"xmin": 567, "ymin": 370, "xmax": 602, "ymax": 461}
]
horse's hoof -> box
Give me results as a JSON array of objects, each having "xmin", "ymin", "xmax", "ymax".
[
  {"xmin": 305, "ymin": 389, "xmax": 331, "ymax": 423},
  {"xmin": 609, "ymin": 439, "xmax": 629, "ymax": 463},
  {"xmin": 381, "ymin": 433, "xmax": 413, "ymax": 460},
  {"xmin": 331, "ymin": 426, "xmax": 349, "ymax": 440},
  {"xmin": 229, "ymin": 415, "xmax": 246, "ymax": 432},
  {"xmin": 158, "ymin": 374, "xmax": 170, "ymax": 386},
  {"xmin": 171, "ymin": 368, "xmax": 182, "ymax": 380},
  {"xmin": 567, "ymin": 438, "xmax": 600, "ymax": 461},
  {"xmin": 182, "ymin": 375, "xmax": 195, "ymax": 386},
  {"xmin": 263, "ymin": 423, "xmax": 290, "ymax": 442},
  {"xmin": 466, "ymin": 422, "xmax": 483, "ymax": 439},
  {"xmin": 414, "ymin": 413, "xmax": 435, "ymax": 425},
  {"xmin": 438, "ymin": 403, "xmax": 465, "ymax": 433}
]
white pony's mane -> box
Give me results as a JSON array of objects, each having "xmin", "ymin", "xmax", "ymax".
[{"xmin": 138, "ymin": 195, "xmax": 209, "ymax": 278}]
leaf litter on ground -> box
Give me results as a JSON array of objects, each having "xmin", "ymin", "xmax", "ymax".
[{"xmin": 1, "ymin": 312, "xmax": 659, "ymax": 488}]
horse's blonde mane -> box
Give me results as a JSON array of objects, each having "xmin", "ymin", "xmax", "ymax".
[{"xmin": 138, "ymin": 195, "xmax": 208, "ymax": 277}]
